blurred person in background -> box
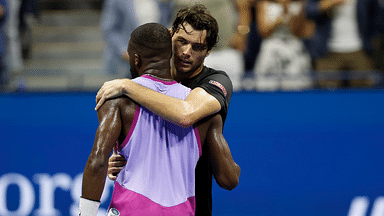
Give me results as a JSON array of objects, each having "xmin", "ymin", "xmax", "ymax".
[
  {"xmin": 305, "ymin": 0, "xmax": 378, "ymax": 88},
  {"xmin": 253, "ymin": 0, "xmax": 314, "ymax": 91},
  {"xmin": 100, "ymin": 0, "xmax": 163, "ymax": 78},
  {"xmin": 4, "ymin": 0, "xmax": 23, "ymax": 73},
  {"xmin": 373, "ymin": 0, "xmax": 384, "ymax": 85},
  {"xmin": 19, "ymin": 0, "xmax": 40, "ymax": 61},
  {"xmin": 0, "ymin": 0, "xmax": 6, "ymax": 90},
  {"xmin": 230, "ymin": 0, "xmax": 263, "ymax": 91}
]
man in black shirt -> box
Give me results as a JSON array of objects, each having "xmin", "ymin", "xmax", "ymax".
[{"xmin": 96, "ymin": 5, "xmax": 234, "ymax": 215}]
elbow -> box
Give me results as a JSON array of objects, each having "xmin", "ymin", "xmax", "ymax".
[
  {"xmin": 216, "ymin": 174, "xmax": 239, "ymax": 191},
  {"xmin": 258, "ymin": 29, "xmax": 271, "ymax": 39},
  {"xmin": 176, "ymin": 113, "xmax": 195, "ymax": 128},
  {"xmin": 216, "ymin": 165, "xmax": 241, "ymax": 191}
]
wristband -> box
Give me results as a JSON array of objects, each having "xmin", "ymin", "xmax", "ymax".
[{"xmin": 79, "ymin": 197, "xmax": 100, "ymax": 216}]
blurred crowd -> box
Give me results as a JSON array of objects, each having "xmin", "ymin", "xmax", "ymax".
[
  {"xmin": 1, "ymin": 0, "xmax": 383, "ymax": 91},
  {"xmin": 0, "ymin": 0, "xmax": 39, "ymax": 90}
]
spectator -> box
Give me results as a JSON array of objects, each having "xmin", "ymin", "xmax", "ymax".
[
  {"xmin": 0, "ymin": 0, "xmax": 6, "ymax": 89},
  {"xmin": 19, "ymin": 0, "xmax": 40, "ymax": 61},
  {"xmin": 253, "ymin": 0, "xmax": 313, "ymax": 91},
  {"xmin": 100, "ymin": 0, "xmax": 162, "ymax": 78},
  {"xmin": 4, "ymin": 0, "xmax": 23, "ymax": 73},
  {"xmin": 305, "ymin": 0, "xmax": 377, "ymax": 88},
  {"xmin": 373, "ymin": 0, "xmax": 384, "ymax": 84},
  {"xmin": 230, "ymin": 0, "xmax": 263, "ymax": 91}
]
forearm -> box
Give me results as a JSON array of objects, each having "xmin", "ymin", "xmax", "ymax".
[
  {"xmin": 82, "ymin": 155, "xmax": 109, "ymax": 201},
  {"xmin": 237, "ymin": 0, "xmax": 252, "ymax": 27},
  {"xmin": 318, "ymin": 0, "xmax": 338, "ymax": 11},
  {"xmin": 123, "ymin": 81, "xmax": 220, "ymax": 127},
  {"xmin": 208, "ymin": 126, "xmax": 241, "ymax": 190},
  {"xmin": 212, "ymin": 139, "xmax": 241, "ymax": 190},
  {"xmin": 257, "ymin": 1, "xmax": 283, "ymax": 38}
]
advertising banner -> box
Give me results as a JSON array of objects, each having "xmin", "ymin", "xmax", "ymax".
[{"xmin": 1, "ymin": 91, "xmax": 383, "ymax": 216}]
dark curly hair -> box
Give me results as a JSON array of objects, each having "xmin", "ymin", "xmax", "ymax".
[
  {"xmin": 171, "ymin": 4, "xmax": 219, "ymax": 51},
  {"xmin": 131, "ymin": 22, "xmax": 172, "ymax": 51}
]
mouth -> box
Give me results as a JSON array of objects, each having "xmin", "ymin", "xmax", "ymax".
[{"xmin": 176, "ymin": 57, "xmax": 191, "ymax": 65}]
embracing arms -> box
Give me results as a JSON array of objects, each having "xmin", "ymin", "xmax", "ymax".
[
  {"xmin": 107, "ymin": 113, "xmax": 241, "ymax": 191},
  {"xmin": 95, "ymin": 79, "xmax": 221, "ymax": 128}
]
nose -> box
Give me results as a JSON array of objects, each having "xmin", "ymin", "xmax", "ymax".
[{"xmin": 182, "ymin": 44, "xmax": 192, "ymax": 58}]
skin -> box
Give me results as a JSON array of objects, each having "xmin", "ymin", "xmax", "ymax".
[
  {"xmin": 82, "ymin": 36, "xmax": 240, "ymax": 202},
  {"xmin": 257, "ymin": 0, "xmax": 316, "ymax": 38},
  {"xmin": 318, "ymin": 0, "xmax": 347, "ymax": 11},
  {"xmin": 95, "ymin": 23, "xmax": 221, "ymax": 128},
  {"xmin": 230, "ymin": 0, "xmax": 254, "ymax": 52},
  {"xmin": 83, "ymin": 97, "xmax": 240, "ymax": 201}
]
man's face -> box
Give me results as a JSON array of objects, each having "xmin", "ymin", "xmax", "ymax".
[{"xmin": 171, "ymin": 22, "xmax": 211, "ymax": 80}]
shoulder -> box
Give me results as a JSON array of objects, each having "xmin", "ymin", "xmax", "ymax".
[
  {"xmin": 98, "ymin": 96, "xmax": 135, "ymax": 114},
  {"xmin": 201, "ymin": 67, "xmax": 233, "ymax": 92},
  {"xmin": 201, "ymin": 66, "xmax": 232, "ymax": 83}
]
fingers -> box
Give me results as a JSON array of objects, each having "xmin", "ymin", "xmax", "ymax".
[
  {"xmin": 112, "ymin": 145, "xmax": 118, "ymax": 155},
  {"xmin": 95, "ymin": 96, "xmax": 105, "ymax": 111},
  {"xmin": 108, "ymin": 154, "xmax": 127, "ymax": 167},
  {"xmin": 107, "ymin": 167, "xmax": 122, "ymax": 181},
  {"xmin": 107, "ymin": 153, "xmax": 126, "ymax": 181}
]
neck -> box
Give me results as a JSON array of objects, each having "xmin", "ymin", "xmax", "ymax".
[{"xmin": 171, "ymin": 64, "xmax": 204, "ymax": 82}]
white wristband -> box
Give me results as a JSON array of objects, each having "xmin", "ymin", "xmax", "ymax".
[{"xmin": 79, "ymin": 197, "xmax": 100, "ymax": 216}]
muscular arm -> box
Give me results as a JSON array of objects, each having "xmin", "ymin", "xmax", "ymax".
[
  {"xmin": 82, "ymin": 100, "xmax": 122, "ymax": 201},
  {"xmin": 206, "ymin": 115, "xmax": 241, "ymax": 190},
  {"xmin": 96, "ymin": 79, "xmax": 221, "ymax": 128}
]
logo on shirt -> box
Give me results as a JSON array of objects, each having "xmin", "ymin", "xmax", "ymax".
[{"xmin": 209, "ymin": 80, "xmax": 227, "ymax": 96}]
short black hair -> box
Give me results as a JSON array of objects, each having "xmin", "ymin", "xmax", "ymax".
[
  {"xmin": 172, "ymin": 4, "xmax": 219, "ymax": 51},
  {"xmin": 130, "ymin": 22, "xmax": 172, "ymax": 53}
]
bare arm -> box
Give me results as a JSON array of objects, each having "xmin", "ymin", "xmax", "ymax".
[
  {"xmin": 288, "ymin": 1, "xmax": 316, "ymax": 38},
  {"xmin": 96, "ymin": 79, "xmax": 221, "ymax": 128},
  {"xmin": 230, "ymin": 0, "xmax": 253, "ymax": 52},
  {"xmin": 256, "ymin": 1, "xmax": 285, "ymax": 38},
  {"xmin": 318, "ymin": 0, "xmax": 347, "ymax": 12},
  {"xmin": 207, "ymin": 115, "xmax": 241, "ymax": 190},
  {"xmin": 82, "ymin": 100, "xmax": 122, "ymax": 201}
]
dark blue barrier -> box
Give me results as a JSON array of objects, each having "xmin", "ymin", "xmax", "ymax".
[{"xmin": 1, "ymin": 90, "xmax": 384, "ymax": 216}]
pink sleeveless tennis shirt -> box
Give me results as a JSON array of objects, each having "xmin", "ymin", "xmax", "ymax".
[{"xmin": 108, "ymin": 75, "xmax": 202, "ymax": 216}]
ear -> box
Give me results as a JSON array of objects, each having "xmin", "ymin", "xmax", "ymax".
[
  {"xmin": 169, "ymin": 28, "xmax": 173, "ymax": 36},
  {"xmin": 134, "ymin": 54, "xmax": 141, "ymax": 68}
]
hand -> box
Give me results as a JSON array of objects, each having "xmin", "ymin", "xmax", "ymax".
[
  {"xmin": 95, "ymin": 79, "xmax": 130, "ymax": 110},
  {"xmin": 107, "ymin": 146, "xmax": 127, "ymax": 181}
]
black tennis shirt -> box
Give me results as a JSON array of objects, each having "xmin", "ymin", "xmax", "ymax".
[{"xmin": 180, "ymin": 66, "xmax": 233, "ymax": 216}]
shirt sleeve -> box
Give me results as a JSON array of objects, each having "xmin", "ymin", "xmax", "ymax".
[{"xmin": 198, "ymin": 71, "xmax": 233, "ymax": 121}]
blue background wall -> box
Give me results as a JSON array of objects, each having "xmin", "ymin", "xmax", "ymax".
[{"xmin": 1, "ymin": 90, "xmax": 384, "ymax": 216}]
